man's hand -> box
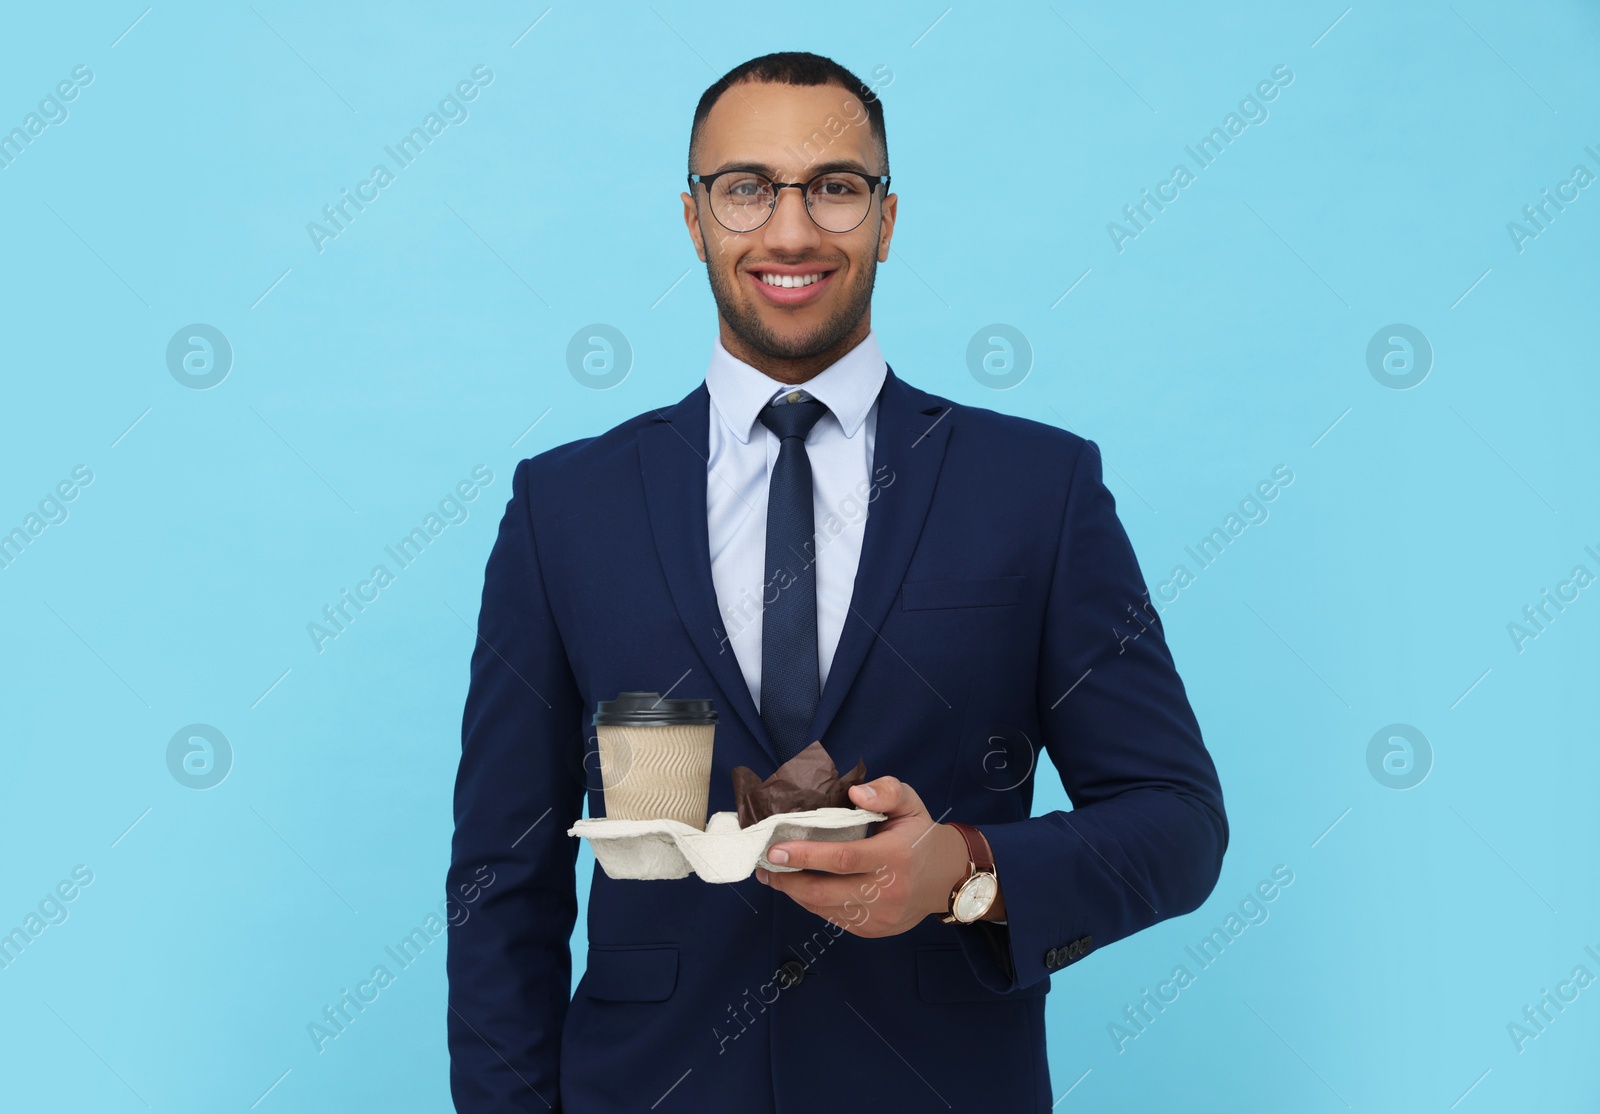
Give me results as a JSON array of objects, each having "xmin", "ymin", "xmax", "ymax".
[{"xmin": 754, "ymin": 776, "xmax": 1002, "ymax": 936}]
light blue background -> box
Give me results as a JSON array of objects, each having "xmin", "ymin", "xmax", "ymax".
[{"xmin": 2, "ymin": 2, "xmax": 1596, "ymax": 1110}]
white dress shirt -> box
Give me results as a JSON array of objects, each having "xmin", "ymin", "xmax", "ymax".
[{"xmin": 705, "ymin": 331, "xmax": 888, "ymax": 712}]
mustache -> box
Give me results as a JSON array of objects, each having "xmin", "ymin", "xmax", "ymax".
[{"xmin": 739, "ymin": 258, "xmax": 845, "ymax": 270}]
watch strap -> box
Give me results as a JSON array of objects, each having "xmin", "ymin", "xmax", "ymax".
[{"xmin": 946, "ymin": 822, "xmax": 994, "ymax": 874}]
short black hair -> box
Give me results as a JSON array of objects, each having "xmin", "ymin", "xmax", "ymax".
[{"xmin": 688, "ymin": 51, "xmax": 888, "ymax": 174}]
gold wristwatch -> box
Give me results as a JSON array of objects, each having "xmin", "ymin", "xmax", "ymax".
[{"xmin": 941, "ymin": 822, "xmax": 999, "ymax": 924}]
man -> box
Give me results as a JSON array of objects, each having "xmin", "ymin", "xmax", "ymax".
[{"xmin": 447, "ymin": 52, "xmax": 1226, "ymax": 1112}]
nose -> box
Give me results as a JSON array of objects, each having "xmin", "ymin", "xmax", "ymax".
[{"xmin": 760, "ymin": 184, "xmax": 823, "ymax": 255}]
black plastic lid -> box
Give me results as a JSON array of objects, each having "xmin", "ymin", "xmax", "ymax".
[{"xmin": 593, "ymin": 691, "xmax": 718, "ymax": 727}]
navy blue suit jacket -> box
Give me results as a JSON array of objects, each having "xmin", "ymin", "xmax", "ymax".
[{"xmin": 447, "ymin": 368, "xmax": 1227, "ymax": 1112}]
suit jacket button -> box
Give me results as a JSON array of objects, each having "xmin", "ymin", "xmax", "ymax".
[
  {"xmin": 1045, "ymin": 947, "xmax": 1059, "ymax": 967},
  {"xmin": 776, "ymin": 960, "xmax": 806, "ymax": 989}
]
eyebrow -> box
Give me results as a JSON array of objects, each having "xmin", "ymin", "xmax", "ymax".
[{"xmin": 702, "ymin": 158, "xmax": 880, "ymax": 179}]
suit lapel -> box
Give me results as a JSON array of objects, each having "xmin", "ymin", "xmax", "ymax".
[
  {"xmin": 638, "ymin": 382, "xmax": 778, "ymax": 765},
  {"xmin": 808, "ymin": 367, "xmax": 953, "ymax": 746},
  {"xmin": 637, "ymin": 367, "xmax": 953, "ymax": 771}
]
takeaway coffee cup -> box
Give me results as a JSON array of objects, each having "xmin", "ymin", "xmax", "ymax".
[{"xmin": 593, "ymin": 692, "xmax": 718, "ymax": 829}]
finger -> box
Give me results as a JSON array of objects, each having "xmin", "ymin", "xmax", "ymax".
[
  {"xmin": 765, "ymin": 837, "xmax": 872, "ymax": 875},
  {"xmin": 848, "ymin": 775, "xmax": 897, "ymax": 811},
  {"xmin": 762, "ymin": 867, "xmax": 869, "ymax": 909},
  {"xmin": 850, "ymin": 775, "xmax": 924, "ymax": 818}
]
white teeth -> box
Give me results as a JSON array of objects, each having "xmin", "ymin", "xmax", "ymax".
[{"xmin": 759, "ymin": 272, "xmax": 824, "ymax": 288}]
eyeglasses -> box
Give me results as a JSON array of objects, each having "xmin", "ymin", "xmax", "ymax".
[{"xmin": 688, "ymin": 168, "xmax": 891, "ymax": 234}]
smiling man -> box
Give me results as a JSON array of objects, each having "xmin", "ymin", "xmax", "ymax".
[{"xmin": 448, "ymin": 52, "xmax": 1227, "ymax": 1113}]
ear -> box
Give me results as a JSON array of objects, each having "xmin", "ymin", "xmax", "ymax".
[
  {"xmin": 875, "ymin": 191, "xmax": 897, "ymax": 263},
  {"xmin": 682, "ymin": 191, "xmax": 708, "ymax": 263}
]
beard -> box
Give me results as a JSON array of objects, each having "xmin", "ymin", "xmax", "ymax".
[{"xmin": 704, "ymin": 248, "xmax": 878, "ymax": 362}]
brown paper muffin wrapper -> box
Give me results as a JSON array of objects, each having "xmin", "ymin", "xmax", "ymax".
[{"xmin": 731, "ymin": 740, "xmax": 867, "ymax": 829}]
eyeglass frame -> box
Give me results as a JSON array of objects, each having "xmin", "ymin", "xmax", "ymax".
[{"xmin": 687, "ymin": 167, "xmax": 892, "ymax": 234}]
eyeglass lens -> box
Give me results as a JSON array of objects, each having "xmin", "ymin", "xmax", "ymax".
[{"xmin": 708, "ymin": 173, "xmax": 875, "ymax": 233}]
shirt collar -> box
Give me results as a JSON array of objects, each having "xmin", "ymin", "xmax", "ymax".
[{"xmin": 706, "ymin": 330, "xmax": 887, "ymax": 445}]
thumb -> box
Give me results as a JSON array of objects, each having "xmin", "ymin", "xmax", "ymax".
[{"xmin": 850, "ymin": 776, "xmax": 923, "ymax": 818}]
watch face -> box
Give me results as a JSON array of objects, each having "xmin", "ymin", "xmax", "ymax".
[{"xmin": 953, "ymin": 872, "xmax": 998, "ymax": 922}]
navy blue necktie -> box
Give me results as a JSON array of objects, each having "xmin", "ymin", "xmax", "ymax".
[{"xmin": 757, "ymin": 395, "xmax": 830, "ymax": 763}]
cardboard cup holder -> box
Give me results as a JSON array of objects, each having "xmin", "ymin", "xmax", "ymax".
[{"xmin": 568, "ymin": 807, "xmax": 886, "ymax": 883}]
